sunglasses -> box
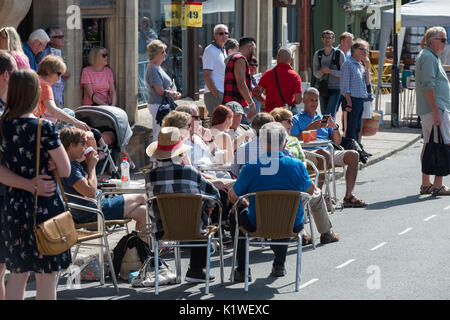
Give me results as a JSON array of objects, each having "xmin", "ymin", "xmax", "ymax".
[
  {"xmin": 323, "ymin": 36, "xmax": 335, "ymax": 39},
  {"xmin": 192, "ymin": 115, "xmax": 200, "ymax": 120},
  {"xmin": 102, "ymin": 53, "xmax": 108, "ymax": 58},
  {"xmin": 52, "ymin": 35, "xmax": 65, "ymax": 39},
  {"xmin": 434, "ymin": 38, "xmax": 447, "ymax": 43},
  {"xmin": 56, "ymin": 72, "xmax": 62, "ymax": 76},
  {"xmin": 216, "ymin": 32, "xmax": 229, "ymax": 36}
]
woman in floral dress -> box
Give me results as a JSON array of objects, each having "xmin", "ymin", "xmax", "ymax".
[{"xmin": 0, "ymin": 69, "xmax": 71, "ymax": 300}]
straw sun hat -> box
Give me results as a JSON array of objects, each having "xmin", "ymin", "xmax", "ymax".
[{"xmin": 146, "ymin": 127, "xmax": 191, "ymax": 160}]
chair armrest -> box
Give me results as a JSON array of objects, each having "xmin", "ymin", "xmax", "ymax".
[
  {"xmin": 65, "ymin": 192, "xmax": 99, "ymax": 205},
  {"xmin": 67, "ymin": 202, "xmax": 107, "ymax": 230}
]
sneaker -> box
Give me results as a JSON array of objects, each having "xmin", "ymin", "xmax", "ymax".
[
  {"xmin": 233, "ymin": 268, "xmax": 252, "ymax": 283},
  {"xmin": 320, "ymin": 231, "xmax": 340, "ymax": 244},
  {"xmin": 185, "ymin": 268, "xmax": 215, "ymax": 283},
  {"xmin": 271, "ymin": 265, "xmax": 286, "ymax": 277},
  {"xmin": 302, "ymin": 233, "xmax": 312, "ymax": 246}
]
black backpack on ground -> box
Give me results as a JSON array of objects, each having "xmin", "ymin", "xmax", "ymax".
[{"xmin": 112, "ymin": 231, "xmax": 153, "ymax": 278}]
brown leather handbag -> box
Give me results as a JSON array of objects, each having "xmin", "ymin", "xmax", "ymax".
[{"xmin": 33, "ymin": 119, "xmax": 78, "ymax": 256}]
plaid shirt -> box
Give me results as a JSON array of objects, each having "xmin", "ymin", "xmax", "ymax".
[
  {"xmin": 222, "ymin": 53, "xmax": 252, "ymax": 107},
  {"xmin": 340, "ymin": 56, "xmax": 368, "ymax": 99},
  {"xmin": 145, "ymin": 160, "xmax": 220, "ymax": 236}
]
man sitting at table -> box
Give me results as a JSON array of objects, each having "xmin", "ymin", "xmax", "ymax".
[
  {"xmin": 290, "ymin": 87, "xmax": 366, "ymax": 208},
  {"xmin": 59, "ymin": 127, "xmax": 147, "ymax": 238},
  {"xmin": 228, "ymin": 122, "xmax": 338, "ymax": 282},
  {"xmin": 145, "ymin": 127, "xmax": 221, "ymax": 283}
]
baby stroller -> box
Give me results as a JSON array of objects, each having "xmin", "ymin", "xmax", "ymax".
[{"xmin": 74, "ymin": 105, "xmax": 133, "ymax": 179}]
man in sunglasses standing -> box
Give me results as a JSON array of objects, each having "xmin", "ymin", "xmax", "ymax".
[
  {"xmin": 37, "ymin": 26, "xmax": 70, "ymax": 109},
  {"xmin": 203, "ymin": 24, "xmax": 229, "ymax": 119},
  {"xmin": 415, "ymin": 26, "xmax": 450, "ymax": 196},
  {"xmin": 340, "ymin": 38, "xmax": 371, "ymax": 143}
]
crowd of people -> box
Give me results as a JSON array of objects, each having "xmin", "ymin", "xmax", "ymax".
[
  {"xmin": 0, "ymin": 25, "xmax": 143, "ymax": 300},
  {"xmin": 0, "ymin": 21, "xmax": 448, "ymax": 300}
]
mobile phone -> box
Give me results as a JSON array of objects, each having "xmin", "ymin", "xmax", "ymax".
[{"xmin": 321, "ymin": 115, "xmax": 330, "ymax": 123}]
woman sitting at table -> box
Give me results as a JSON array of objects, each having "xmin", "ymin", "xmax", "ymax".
[
  {"xmin": 59, "ymin": 127, "xmax": 147, "ymax": 239},
  {"xmin": 209, "ymin": 105, "xmax": 234, "ymax": 165},
  {"xmin": 270, "ymin": 107, "xmax": 306, "ymax": 166}
]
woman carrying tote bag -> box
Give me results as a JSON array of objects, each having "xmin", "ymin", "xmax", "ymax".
[
  {"xmin": 145, "ymin": 40, "xmax": 181, "ymax": 142},
  {"xmin": 0, "ymin": 69, "xmax": 71, "ymax": 300}
]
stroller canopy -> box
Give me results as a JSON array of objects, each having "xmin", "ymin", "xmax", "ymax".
[{"xmin": 75, "ymin": 105, "xmax": 133, "ymax": 151}]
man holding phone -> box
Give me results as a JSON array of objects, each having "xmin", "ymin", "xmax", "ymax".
[{"xmin": 290, "ymin": 87, "xmax": 366, "ymax": 208}]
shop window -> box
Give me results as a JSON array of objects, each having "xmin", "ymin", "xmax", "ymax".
[
  {"xmin": 198, "ymin": 0, "xmax": 241, "ymax": 90},
  {"xmin": 138, "ymin": 0, "xmax": 185, "ymax": 105},
  {"xmin": 82, "ymin": 18, "xmax": 106, "ymax": 67},
  {"xmin": 137, "ymin": 0, "xmax": 242, "ymax": 105}
]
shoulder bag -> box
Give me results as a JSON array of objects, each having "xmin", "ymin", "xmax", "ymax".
[
  {"xmin": 33, "ymin": 119, "xmax": 78, "ymax": 256},
  {"xmin": 155, "ymin": 74, "xmax": 178, "ymax": 125},
  {"xmin": 273, "ymin": 66, "xmax": 297, "ymax": 114}
]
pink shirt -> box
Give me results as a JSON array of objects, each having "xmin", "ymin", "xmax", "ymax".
[
  {"xmin": 80, "ymin": 66, "xmax": 114, "ymax": 105},
  {"xmin": 12, "ymin": 51, "xmax": 30, "ymax": 69}
]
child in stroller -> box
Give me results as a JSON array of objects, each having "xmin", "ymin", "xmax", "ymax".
[{"xmin": 74, "ymin": 105, "xmax": 135, "ymax": 179}]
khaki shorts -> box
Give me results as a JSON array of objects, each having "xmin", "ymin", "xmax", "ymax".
[
  {"xmin": 421, "ymin": 110, "xmax": 450, "ymax": 144},
  {"xmin": 306, "ymin": 149, "xmax": 347, "ymax": 168}
]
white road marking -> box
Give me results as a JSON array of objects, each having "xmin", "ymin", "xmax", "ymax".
[
  {"xmin": 335, "ymin": 259, "xmax": 356, "ymax": 269},
  {"xmin": 299, "ymin": 278, "xmax": 319, "ymax": 289},
  {"xmin": 444, "ymin": 205, "xmax": 450, "ymax": 210},
  {"xmin": 398, "ymin": 227, "xmax": 412, "ymax": 235},
  {"xmin": 423, "ymin": 214, "xmax": 437, "ymax": 222},
  {"xmin": 370, "ymin": 242, "xmax": 387, "ymax": 251}
]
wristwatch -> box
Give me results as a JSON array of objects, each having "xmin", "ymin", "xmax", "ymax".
[{"xmin": 334, "ymin": 123, "xmax": 340, "ymax": 130}]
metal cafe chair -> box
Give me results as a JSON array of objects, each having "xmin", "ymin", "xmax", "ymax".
[
  {"xmin": 230, "ymin": 190, "xmax": 312, "ymax": 292},
  {"xmin": 57, "ymin": 194, "xmax": 120, "ymax": 294},
  {"xmin": 147, "ymin": 193, "xmax": 224, "ymax": 295}
]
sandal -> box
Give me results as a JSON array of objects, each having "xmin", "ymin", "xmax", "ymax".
[
  {"xmin": 343, "ymin": 195, "xmax": 367, "ymax": 208},
  {"xmin": 420, "ymin": 185, "xmax": 434, "ymax": 195},
  {"xmin": 431, "ymin": 185, "xmax": 450, "ymax": 196}
]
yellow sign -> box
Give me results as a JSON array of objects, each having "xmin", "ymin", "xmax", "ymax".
[
  {"xmin": 395, "ymin": 0, "xmax": 402, "ymax": 34},
  {"xmin": 184, "ymin": 2, "xmax": 203, "ymax": 27},
  {"xmin": 164, "ymin": 2, "xmax": 182, "ymax": 27}
]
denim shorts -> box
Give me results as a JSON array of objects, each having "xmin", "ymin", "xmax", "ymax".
[{"xmin": 101, "ymin": 195, "xmax": 125, "ymax": 220}]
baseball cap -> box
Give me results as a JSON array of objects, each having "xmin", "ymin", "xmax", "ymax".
[{"xmin": 225, "ymin": 101, "xmax": 246, "ymax": 115}]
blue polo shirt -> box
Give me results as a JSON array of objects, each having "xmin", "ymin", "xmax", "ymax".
[
  {"xmin": 23, "ymin": 42, "xmax": 38, "ymax": 71},
  {"xmin": 232, "ymin": 152, "xmax": 312, "ymax": 227},
  {"xmin": 290, "ymin": 110, "xmax": 334, "ymax": 150}
]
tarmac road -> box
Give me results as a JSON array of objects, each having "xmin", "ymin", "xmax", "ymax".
[{"xmin": 22, "ymin": 140, "xmax": 449, "ymax": 301}]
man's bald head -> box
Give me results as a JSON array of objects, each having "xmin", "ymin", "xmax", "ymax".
[{"xmin": 277, "ymin": 48, "xmax": 292, "ymax": 64}]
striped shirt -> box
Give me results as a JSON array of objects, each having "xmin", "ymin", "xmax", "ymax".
[
  {"xmin": 145, "ymin": 160, "xmax": 220, "ymax": 236},
  {"xmin": 340, "ymin": 56, "xmax": 368, "ymax": 99},
  {"xmin": 222, "ymin": 52, "xmax": 252, "ymax": 107}
]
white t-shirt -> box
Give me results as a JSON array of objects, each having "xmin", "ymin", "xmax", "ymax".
[{"xmin": 202, "ymin": 43, "xmax": 226, "ymax": 93}]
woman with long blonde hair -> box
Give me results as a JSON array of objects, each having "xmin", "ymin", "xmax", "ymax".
[{"xmin": 0, "ymin": 26, "xmax": 30, "ymax": 69}]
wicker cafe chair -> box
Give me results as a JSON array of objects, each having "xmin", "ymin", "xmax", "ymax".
[
  {"xmin": 230, "ymin": 190, "xmax": 312, "ymax": 292},
  {"xmin": 61, "ymin": 194, "xmax": 120, "ymax": 294},
  {"xmin": 148, "ymin": 193, "xmax": 224, "ymax": 295}
]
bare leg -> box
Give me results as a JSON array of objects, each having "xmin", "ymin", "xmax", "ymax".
[
  {"xmin": 35, "ymin": 272, "xmax": 58, "ymax": 300},
  {"xmin": 343, "ymin": 150, "xmax": 359, "ymax": 198},
  {"xmin": 5, "ymin": 272, "xmax": 30, "ymax": 300},
  {"xmin": 420, "ymin": 143, "xmax": 433, "ymax": 187},
  {"xmin": 0, "ymin": 263, "xmax": 5, "ymax": 300},
  {"xmin": 123, "ymin": 194, "xmax": 147, "ymax": 240}
]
